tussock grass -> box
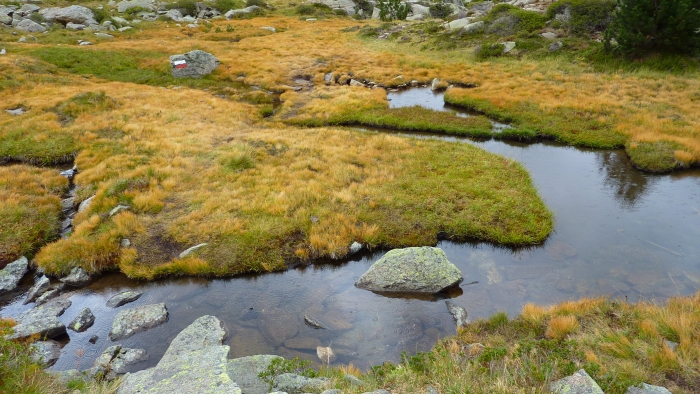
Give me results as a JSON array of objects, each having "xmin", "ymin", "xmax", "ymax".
[
  {"xmin": 0, "ymin": 166, "xmax": 68, "ymax": 266},
  {"xmin": 325, "ymin": 294, "xmax": 700, "ymax": 393}
]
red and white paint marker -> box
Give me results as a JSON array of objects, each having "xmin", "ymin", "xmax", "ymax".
[{"xmin": 173, "ymin": 59, "xmax": 187, "ymax": 69}]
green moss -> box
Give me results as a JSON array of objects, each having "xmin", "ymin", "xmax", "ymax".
[{"xmin": 626, "ymin": 140, "xmax": 684, "ymax": 172}]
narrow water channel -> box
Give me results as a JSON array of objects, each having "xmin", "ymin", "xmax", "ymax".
[{"xmin": 2, "ymin": 88, "xmax": 699, "ymax": 374}]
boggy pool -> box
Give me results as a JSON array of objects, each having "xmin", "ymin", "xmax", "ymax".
[{"xmin": 2, "ymin": 88, "xmax": 699, "ymax": 374}]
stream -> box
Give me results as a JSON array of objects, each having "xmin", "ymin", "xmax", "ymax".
[{"xmin": 1, "ymin": 88, "xmax": 699, "ymax": 374}]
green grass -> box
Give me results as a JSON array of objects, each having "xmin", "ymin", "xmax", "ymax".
[
  {"xmin": 626, "ymin": 140, "xmax": 685, "ymax": 172},
  {"xmin": 0, "ymin": 127, "xmax": 77, "ymax": 166}
]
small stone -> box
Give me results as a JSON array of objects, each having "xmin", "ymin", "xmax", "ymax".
[
  {"xmin": 446, "ymin": 300, "xmax": 468, "ymax": 329},
  {"xmin": 78, "ymin": 41, "xmax": 93, "ymax": 46},
  {"xmin": 121, "ymin": 238, "xmax": 132, "ymax": 248},
  {"xmin": 78, "ymin": 195, "xmax": 95, "ymax": 213},
  {"xmin": 68, "ymin": 307, "xmax": 95, "ymax": 332},
  {"xmin": 664, "ymin": 340, "xmax": 678, "ymax": 351},
  {"xmin": 109, "ymin": 205, "xmax": 129, "ymax": 216},
  {"xmin": 350, "ymin": 79, "xmax": 366, "ymax": 87},
  {"xmin": 179, "ymin": 243, "xmax": 208, "ymax": 258},
  {"xmin": 625, "ymin": 383, "xmax": 672, "ymax": 394},
  {"xmin": 550, "ymin": 369, "xmax": 604, "ymax": 394},
  {"xmin": 304, "ymin": 314, "xmax": 326, "ymax": 329},
  {"xmin": 35, "ymin": 288, "xmax": 61, "ymax": 306},
  {"xmin": 18, "ymin": 37, "xmax": 27, "ymax": 43},
  {"xmin": 94, "ymin": 32, "xmax": 114, "ymax": 38},
  {"xmin": 0, "ymin": 48, "xmax": 5, "ymax": 55},
  {"xmin": 6, "ymin": 298, "xmax": 72, "ymax": 340},
  {"xmin": 344, "ymin": 374, "xmax": 362, "ymax": 385},
  {"xmin": 227, "ymin": 354, "xmax": 283, "ymax": 393},
  {"xmin": 89, "ymin": 335, "xmax": 99, "ymax": 344},
  {"xmin": 260, "ymin": 26, "xmax": 276, "ymax": 32},
  {"xmin": 106, "ymin": 290, "xmax": 143, "ymax": 307},
  {"xmin": 502, "ymin": 41, "xmax": 516, "ymax": 53},
  {"xmin": 5, "ymin": 107, "xmax": 26, "ymax": 115},
  {"xmin": 111, "ymin": 348, "xmax": 149, "ymax": 373},
  {"xmin": 24, "ymin": 276, "xmax": 51, "ymax": 304},
  {"xmin": 170, "ymin": 50, "xmax": 219, "ymax": 78},
  {"xmin": 273, "ymin": 373, "xmax": 329, "ymax": 393},
  {"xmin": 549, "ymin": 41, "xmax": 564, "ymax": 52},
  {"xmin": 541, "ymin": 32, "xmax": 557, "ymax": 39},
  {"xmin": 60, "ymin": 267, "xmax": 90, "ymax": 286}
]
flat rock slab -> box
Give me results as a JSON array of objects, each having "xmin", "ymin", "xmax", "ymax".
[
  {"xmin": 170, "ymin": 50, "xmax": 220, "ymax": 78},
  {"xmin": 227, "ymin": 354, "xmax": 283, "ymax": 394},
  {"xmin": 109, "ymin": 303, "xmax": 168, "ymax": 341},
  {"xmin": 0, "ymin": 256, "xmax": 28, "ymax": 294},
  {"xmin": 551, "ymin": 369, "xmax": 604, "ymax": 394},
  {"xmin": 30, "ymin": 340, "xmax": 62, "ymax": 367},
  {"xmin": 107, "ymin": 290, "xmax": 143, "ymax": 308},
  {"xmin": 273, "ymin": 373, "xmax": 329, "ymax": 394},
  {"xmin": 355, "ymin": 247, "xmax": 463, "ymax": 294},
  {"xmin": 6, "ymin": 298, "xmax": 71, "ymax": 340}
]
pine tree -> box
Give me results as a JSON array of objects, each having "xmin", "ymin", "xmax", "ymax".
[{"xmin": 604, "ymin": 0, "xmax": 700, "ymax": 54}]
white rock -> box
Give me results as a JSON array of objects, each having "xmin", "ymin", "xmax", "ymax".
[
  {"xmin": 541, "ymin": 32, "xmax": 557, "ymax": 39},
  {"xmin": 260, "ymin": 26, "xmax": 275, "ymax": 32},
  {"xmin": 502, "ymin": 41, "xmax": 516, "ymax": 53},
  {"xmin": 179, "ymin": 243, "xmax": 208, "ymax": 258}
]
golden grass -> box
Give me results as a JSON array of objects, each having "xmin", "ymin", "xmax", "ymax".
[{"xmin": 545, "ymin": 316, "xmax": 579, "ymax": 341}]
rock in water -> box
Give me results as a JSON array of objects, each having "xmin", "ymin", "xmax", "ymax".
[
  {"xmin": 106, "ymin": 290, "xmax": 143, "ymax": 307},
  {"xmin": 6, "ymin": 298, "xmax": 72, "ymax": 340},
  {"xmin": 60, "ymin": 267, "xmax": 90, "ymax": 286},
  {"xmin": 111, "ymin": 348, "xmax": 149, "ymax": 373},
  {"xmin": 550, "ymin": 369, "xmax": 604, "ymax": 394},
  {"xmin": 445, "ymin": 300, "xmax": 468, "ymax": 329},
  {"xmin": 69, "ymin": 307, "xmax": 95, "ymax": 332},
  {"xmin": 170, "ymin": 50, "xmax": 220, "ymax": 78},
  {"xmin": 317, "ymin": 346, "xmax": 336, "ymax": 363},
  {"xmin": 304, "ymin": 314, "xmax": 326, "ymax": 329},
  {"xmin": 355, "ymin": 247, "xmax": 463, "ymax": 294},
  {"xmin": 30, "ymin": 340, "xmax": 62, "ymax": 367},
  {"xmin": 24, "ymin": 276, "xmax": 51, "ymax": 304},
  {"xmin": 0, "ymin": 256, "xmax": 29, "ymax": 294},
  {"xmin": 109, "ymin": 303, "xmax": 168, "ymax": 341},
  {"xmin": 117, "ymin": 315, "xmax": 242, "ymax": 394},
  {"xmin": 227, "ymin": 354, "xmax": 283, "ymax": 394}
]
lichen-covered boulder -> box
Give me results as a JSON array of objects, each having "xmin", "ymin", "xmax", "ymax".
[
  {"xmin": 6, "ymin": 298, "xmax": 71, "ymax": 340},
  {"xmin": 30, "ymin": 340, "xmax": 62, "ymax": 367},
  {"xmin": 117, "ymin": 315, "xmax": 241, "ymax": 394},
  {"xmin": 0, "ymin": 256, "xmax": 28, "ymax": 294},
  {"xmin": 24, "ymin": 276, "xmax": 51, "ymax": 304},
  {"xmin": 227, "ymin": 355, "xmax": 283, "ymax": 394},
  {"xmin": 355, "ymin": 247, "xmax": 463, "ymax": 294},
  {"xmin": 68, "ymin": 307, "xmax": 95, "ymax": 332},
  {"xmin": 106, "ymin": 290, "xmax": 143, "ymax": 308},
  {"xmin": 550, "ymin": 369, "xmax": 604, "ymax": 394},
  {"xmin": 169, "ymin": 50, "xmax": 220, "ymax": 78},
  {"xmin": 109, "ymin": 303, "xmax": 168, "ymax": 341}
]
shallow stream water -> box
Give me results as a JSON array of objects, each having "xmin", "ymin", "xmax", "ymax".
[{"xmin": 2, "ymin": 88, "xmax": 699, "ymax": 374}]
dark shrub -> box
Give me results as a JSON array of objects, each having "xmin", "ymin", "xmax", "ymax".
[{"xmin": 546, "ymin": 0, "xmax": 616, "ymax": 34}]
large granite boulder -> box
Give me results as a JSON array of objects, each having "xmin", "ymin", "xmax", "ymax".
[
  {"xmin": 227, "ymin": 354, "xmax": 283, "ymax": 394},
  {"xmin": 355, "ymin": 247, "xmax": 463, "ymax": 294},
  {"xmin": 550, "ymin": 369, "xmax": 604, "ymax": 394},
  {"xmin": 30, "ymin": 340, "xmax": 62, "ymax": 367},
  {"xmin": 0, "ymin": 256, "xmax": 28, "ymax": 294},
  {"xmin": 40, "ymin": 6, "xmax": 97, "ymax": 26},
  {"xmin": 117, "ymin": 315, "xmax": 242, "ymax": 394},
  {"xmin": 6, "ymin": 298, "xmax": 72, "ymax": 340},
  {"xmin": 169, "ymin": 50, "xmax": 220, "ymax": 78},
  {"xmin": 224, "ymin": 5, "xmax": 260, "ymax": 19},
  {"xmin": 109, "ymin": 303, "xmax": 168, "ymax": 341},
  {"xmin": 15, "ymin": 18, "xmax": 46, "ymax": 33},
  {"xmin": 106, "ymin": 290, "xmax": 143, "ymax": 308}
]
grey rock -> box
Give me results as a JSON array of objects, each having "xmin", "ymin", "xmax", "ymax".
[
  {"xmin": 307, "ymin": 0, "xmax": 355, "ymax": 16},
  {"xmin": 40, "ymin": 6, "xmax": 97, "ymax": 25},
  {"xmin": 224, "ymin": 5, "xmax": 260, "ymax": 19},
  {"xmin": 625, "ymin": 383, "xmax": 672, "ymax": 394},
  {"xmin": 349, "ymin": 241, "xmax": 363, "ymax": 255},
  {"xmin": 24, "ymin": 276, "xmax": 51, "ymax": 304},
  {"xmin": 178, "ymin": 243, "xmax": 208, "ymax": 258},
  {"xmin": 78, "ymin": 40, "xmax": 92, "ymax": 45},
  {"xmin": 350, "ymin": 79, "xmax": 365, "ymax": 87},
  {"xmin": 117, "ymin": 315, "xmax": 241, "ymax": 394},
  {"xmin": 550, "ymin": 369, "xmax": 604, "ymax": 394},
  {"xmin": 0, "ymin": 256, "xmax": 29, "ymax": 294},
  {"xmin": 15, "ymin": 18, "xmax": 46, "ymax": 32},
  {"xmin": 61, "ymin": 197, "xmax": 74, "ymax": 212},
  {"xmin": 78, "ymin": 195, "xmax": 95, "ymax": 213},
  {"xmin": 18, "ymin": 37, "xmax": 27, "ymax": 43},
  {"xmin": 66, "ymin": 22, "xmax": 86, "ymax": 30},
  {"xmin": 272, "ymin": 373, "xmax": 329, "ymax": 394},
  {"xmin": 117, "ymin": 0, "xmax": 154, "ymax": 13},
  {"xmin": 109, "ymin": 303, "xmax": 168, "ymax": 341},
  {"xmin": 95, "ymin": 345, "xmax": 122, "ymax": 368},
  {"xmin": 462, "ymin": 21, "xmax": 484, "ymax": 34},
  {"xmin": 427, "ymin": 386, "xmax": 438, "ymax": 394},
  {"xmin": 111, "ymin": 348, "xmax": 149, "ymax": 373},
  {"xmin": 4, "ymin": 107, "xmax": 25, "ymax": 115},
  {"xmin": 35, "ymin": 288, "xmax": 61, "ymax": 306},
  {"xmin": 0, "ymin": 48, "xmax": 5, "ymax": 55},
  {"xmin": 164, "ymin": 8, "xmax": 183, "ymax": 21},
  {"xmin": 227, "ymin": 354, "xmax": 282, "ymax": 394},
  {"xmin": 170, "ymin": 50, "xmax": 220, "ymax": 78},
  {"xmin": 118, "ymin": 26, "xmax": 132, "ymax": 32},
  {"xmin": 502, "ymin": 41, "xmax": 516, "ymax": 53},
  {"xmin": 322, "ymin": 390, "xmax": 341, "ymax": 394},
  {"xmin": 121, "ymin": 238, "xmax": 132, "ymax": 248},
  {"xmin": 541, "ymin": 31, "xmax": 557, "ymax": 39},
  {"xmin": 664, "ymin": 340, "xmax": 678, "ymax": 351},
  {"xmin": 89, "ymin": 335, "xmax": 99, "ymax": 343},
  {"xmin": 60, "ymin": 267, "xmax": 90, "ymax": 286},
  {"xmin": 106, "ymin": 290, "xmax": 143, "ymax": 307},
  {"xmin": 355, "ymin": 247, "xmax": 463, "ymax": 294},
  {"xmin": 6, "ymin": 298, "xmax": 72, "ymax": 340},
  {"xmin": 109, "ymin": 205, "xmax": 130, "ymax": 217},
  {"xmin": 446, "ymin": 17, "xmax": 474, "ymax": 30},
  {"xmin": 94, "ymin": 32, "xmax": 115, "ymax": 38},
  {"xmin": 30, "ymin": 340, "xmax": 62, "ymax": 367},
  {"xmin": 344, "ymin": 374, "xmax": 363, "ymax": 385},
  {"xmin": 112, "ymin": 16, "xmax": 129, "ymax": 25},
  {"xmin": 446, "ymin": 300, "xmax": 468, "ymax": 328},
  {"xmin": 68, "ymin": 307, "xmax": 95, "ymax": 332},
  {"xmin": 411, "ymin": 4, "xmax": 430, "ymax": 16},
  {"xmin": 49, "ymin": 369, "xmax": 85, "ymax": 385},
  {"xmin": 549, "ymin": 41, "xmax": 563, "ymax": 52},
  {"xmin": 304, "ymin": 314, "xmax": 326, "ymax": 329},
  {"xmin": 260, "ymin": 26, "xmax": 276, "ymax": 32}
]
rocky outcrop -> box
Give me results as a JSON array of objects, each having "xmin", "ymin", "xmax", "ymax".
[
  {"xmin": 106, "ymin": 290, "xmax": 143, "ymax": 308},
  {"xmin": 224, "ymin": 5, "xmax": 261, "ymax": 19},
  {"xmin": 117, "ymin": 315, "xmax": 242, "ymax": 394},
  {"xmin": 307, "ymin": 0, "xmax": 356, "ymax": 16},
  {"xmin": 0, "ymin": 256, "xmax": 28, "ymax": 294},
  {"xmin": 39, "ymin": 5, "xmax": 97, "ymax": 26},
  {"xmin": 227, "ymin": 354, "xmax": 283, "ymax": 394},
  {"xmin": 15, "ymin": 19, "xmax": 46, "ymax": 33},
  {"xmin": 68, "ymin": 307, "xmax": 95, "ymax": 332},
  {"xmin": 60, "ymin": 267, "xmax": 90, "ymax": 286},
  {"xmin": 550, "ymin": 369, "xmax": 604, "ymax": 394},
  {"xmin": 355, "ymin": 247, "xmax": 463, "ymax": 294},
  {"xmin": 446, "ymin": 300, "xmax": 468, "ymax": 329},
  {"xmin": 109, "ymin": 303, "xmax": 168, "ymax": 341},
  {"xmin": 6, "ymin": 298, "xmax": 71, "ymax": 340},
  {"xmin": 30, "ymin": 340, "xmax": 62, "ymax": 367},
  {"xmin": 170, "ymin": 50, "xmax": 220, "ymax": 78},
  {"xmin": 24, "ymin": 276, "xmax": 51, "ymax": 304},
  {"xmin": 116, "ymin": 0, "xmax": 154, "ymax": 13}
]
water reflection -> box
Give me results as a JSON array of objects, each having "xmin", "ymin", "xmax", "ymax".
[{"xmin": 596, "ymin": 150, "xmax": 659, "ymax": 209}]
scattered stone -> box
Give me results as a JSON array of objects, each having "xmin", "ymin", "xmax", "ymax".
[
  {"xmin": 307, "ymin": 0, "xmax": 355, "ymax": 15},
  {"xmin": 549, "ymin": 41, "xmax": 564, "ymax": 52},
  {"xmin": 16, "ymin": 19, "xmax": 46, "ymax": 33},
  {"xmin": 0, "ymin": 48, "xmax": 5, "ymax": 55},
  {"xmin": 109, "ymin": 303, "xmax": 168, "ymax": 341},
  {"xmin": 40, "ymin": 5, "xmax": 97, "ymax": 26},
  {"xmin": 117, "ymin": 315, "xmax": 241, "ymax": 394},
  {"xmin": 0, "ymin": 256, "xmax": 29, "ymax": 294},
  {"xmin": 664, "ymin": 340, "xmax": 678, "ymax": 351},
  {"xmin": 550, "ymin": 369, "xmax": 604, "ymax": 394},
  {"xmin": 6, "ymin": 298, "xmax": 72, "ymax": 340},
  {"xmin": 94, "ymin": 32, "xmax": 114, "ymax": 38},
  {"xmin": 541, "ymin": 32, "xmax": 557, "ymax": 39},
  {"xmin": 224, "ymin": 5, "xmax": 260, "ymax": 19},
  {"xmin": 502, "ymin": 41, "xmax": 516, "ymax": 53},
  {"xmin": 355, "ymin": 247, "xmax": 463, "ymax": 294},
  {"xmin": 446, "ymin": 300, "xmax": 468, "ymax": 329},
  {"xmin": 109, "ymin": 205, "xmax": 129, "ymax": 217},
  {"xmin": 345, "ymin": 374, "xmax": 363, "ymax": 385},
  {"xmin": 227, "ymin": 354, "xmax": 282, "ymax": 394},
  {"xmin": 18, "ymin": 37, "xmax": 28, "ymax": 43},
  {"xmin": 261, "ymin": 26, "xmax": 276, "ymax": 32},
  {"xmin": 170, "ymin": 50, "xmax": 220, "ymax": 78},
  {"xmin": 24, "ymin": 276, "xmax": 51, "ymax": 304},
  {"xmin": 78, "ymin": 195, "xmax": 95, "ymax": 213},
  {"xmin": 317, "ymin": 346, "xmax": 336, "ymax": 363},
  {"xmin": 89, "ymin": 334, "xmax": 99, "ymax": 344},
  {"xmin": 106, "ymin": 290, "xmax": 143, "ymax": 307},
  {"xmin": 272, "ymin": 373, "xmax": 329, "ymax": 394},
  {"xmin": 78, "ymin": 40, "xmax": 92, "ymax": 46},
  {"xmin": 5, "ymin": 107, "xmax": 26, "ymax": 115},
  {"xmin": 322, "ymin": 390, "xmax": 341, "ymax": 394},
  {"xmin": 35, "ymin": 288, "xmax": 61, "ymax": 306},
  {"xmin": 546, "ymin": 240, "xmax": 578, "ymax": 261},
  {"xmin": 304, "ymin": 314, "xmax": 326, "ymax": 329},
  {"xmin": 462, "ymin": 21, "xmax": 485, "ymax": 34},
  {"xmin": 66, "ymin": 22, "xmax": 86, "ymax": 30},
  {"xmin": 625, "ymin": 383, "xmax": 672, "ymax": 394},
  {"xmin": 60, "ymin": 267, "xmax": 90, "ymax": 286},
  {"xmin": 164, "ymin": 9, "xmax": 183, "ymax": 22},
  {"xmin": 179, "ymin": 243, "xmax": 208, "ymax": 258},
  {"xmin": 116, "ymin": 0, "xmax": 154, "ymax": 13},
  {"xmin": 446, "ymin": 17, "xmax": 474, "ymax": 30},
  {"xmin": 95, "ymin": 345, "xmax": 122, "ymax": 369},
  {"xmin": 118, "ymin": 26, "xmax": 132, "ymax": 32},
  {"xmin": 30, "ymin": 340, "xmax": 62, "ymax": 367},
  {"xmin": 68, "ymin": 307, "xmax": 95, "ymax": 332},
  {"xmin": 350, "ymin": 79, "xmax": 366, "ymax": 87},
  {"xmin": 121, "ymin": 238, "xmax": 132, "ymax": 248}
]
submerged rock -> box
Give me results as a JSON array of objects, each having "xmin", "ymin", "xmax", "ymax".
[
  {"xmin": 68, "ymin": 307, "xmax": 95, "ymax": 332},
  {"xmin": 227, "ymin": 354, "xmax": 283, "ymax": 394},
  {"xmin": 355, "ymin": 247, "xmax": 463, "ymax": 294},
  {"xmin": 106, "ymin": 290, "xmax": 143, "ymax": 308},
  {"xmin": 6, "ymin": 298, "xmax": 72, "ymax": 340},
  {"xmin": 109, "ymin": 303, "xmax": 168, "ymax": 341},
  {"xmin": 445, "ymin": 300, "xmax": 468, "ymax": 329},
  {"xmin": 117, "ymin": 315, "xmax": 241, "ymax": 394},
  {"xmin": 24, "ymin": 276, "xmax": 51, "ymax": 304},
  {"xmin": 550, "ymin": 369, "xmax": 604, "ymax": 394},
  {"xmin": 0, "ymin": 256, "xmax": 29, "ymax": 294},
  {"xmin": 60, "ymin": 267, "xmax": 90, "ymax": 286},
  {"xmin": 30, "ymin": 340, "xmax": 62, "ymax": 367},
  {"xmin": 304, "ymin": 314, "xmax": 326, "ymax": 329},
  {"xmin": 170, "ymin": 50, "xmax": 220, "ymax": 78}
]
